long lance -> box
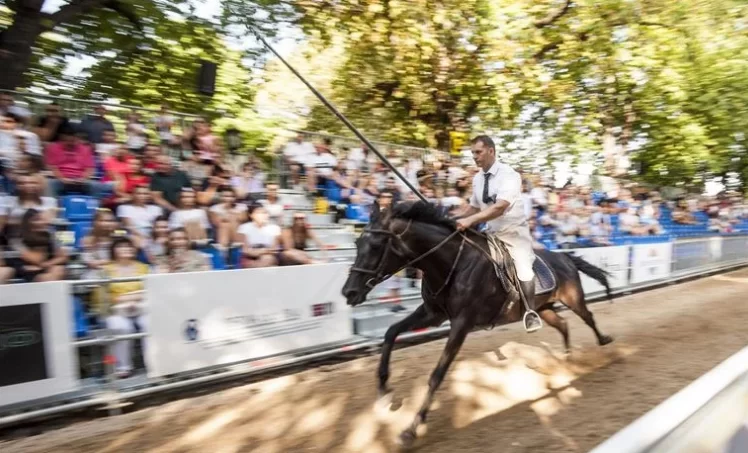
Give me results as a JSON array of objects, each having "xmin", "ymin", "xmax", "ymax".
[{"xmin": 249, "ymin": 26, "xmax": 427, "ymax": 203}]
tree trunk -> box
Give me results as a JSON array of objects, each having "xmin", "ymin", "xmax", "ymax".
[{"xmin": 0, "ymin": 5, "xmax": 44, "ymax": 91}]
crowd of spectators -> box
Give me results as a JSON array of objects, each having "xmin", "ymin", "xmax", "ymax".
[{"xmin": 3, "ymin": 92, "xmax": 748, "ymax": 376}]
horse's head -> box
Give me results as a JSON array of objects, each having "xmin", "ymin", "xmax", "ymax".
[{"xmin": 342, "ymin": 202, "xmax": 410, "ymax": 306}]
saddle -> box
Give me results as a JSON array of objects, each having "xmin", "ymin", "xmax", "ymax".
[{"xmin": 484, "ymin": 235, "xmax": 557, "ymax": 298}]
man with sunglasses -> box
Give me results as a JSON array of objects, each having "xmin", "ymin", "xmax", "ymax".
[{"xmin": 454, "ymin": 135, "xmax": 539, "ymax": 332}]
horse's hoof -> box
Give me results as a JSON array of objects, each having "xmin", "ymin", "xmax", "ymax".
[
  {"xmin": 374, "ymin": 391, "xmax": 394, "ymax": 414},
  {"xmin": 599, "ymin": 335, "xmax": 614, "ymax": 346},
  {"xmin": 397, "ymin": 429, "xmax": 417, "ymax": 449}
]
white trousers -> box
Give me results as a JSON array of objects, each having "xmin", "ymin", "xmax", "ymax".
[
  {"xmin": 488, "ymin": 228, "xmax": 536, "ymax": 281},
  {"xmin": 106, "ymin": 315, "xmax": 147, "ymax": 373}
]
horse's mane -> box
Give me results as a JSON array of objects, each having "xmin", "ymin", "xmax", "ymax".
[{"xmin": 389, "ymin": 201, "xmax": 456, "ymax": 230}]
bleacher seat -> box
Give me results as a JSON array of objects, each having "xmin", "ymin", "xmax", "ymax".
[
  {"xmin": 324, "ymin": 180, "xmax": 343, "ymax": 203},
  {"xmin": 228, "ymin": 245, "xmax": 243, "ymax": 269},
  {"xmin": 71, "ymin": 221, "xmax": 92, "ymax": 250},
  {"xmin": 61, "ymin": 196, "xmax": 99, "ymax": 222},
  {"xmin": 199, "ymin": 245, "xmax": 227, "ymax": 270},
  {"xmin": 73, "ymin": 296, "xmax": 89, "ymax": 338},
  {"xmin": 346, "ymin": 204, "xmax": 370, "ymax": 223}
]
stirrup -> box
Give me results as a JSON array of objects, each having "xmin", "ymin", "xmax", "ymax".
[{"xmin": 523, "ymin": 310, "xmax": 543, "ymax": 333}]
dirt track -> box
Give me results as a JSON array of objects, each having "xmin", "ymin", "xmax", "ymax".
[{"xmin": 3, "ymin": 268, "xmax": 748, "ymax": 453}]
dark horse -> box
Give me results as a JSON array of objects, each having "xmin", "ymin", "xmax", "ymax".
[{"xmin": 341, "ymin": 201, "xmax": 613, "ymax": 448}]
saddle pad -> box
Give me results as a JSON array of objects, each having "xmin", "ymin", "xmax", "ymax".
[{"xmin": 534, "ymin": 255, "xmax": 556, "ymax": 296}]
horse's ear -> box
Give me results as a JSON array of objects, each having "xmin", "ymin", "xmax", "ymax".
[{"xmin": 370, "ymin": 201, "xmax": 381, "ymax": 222}]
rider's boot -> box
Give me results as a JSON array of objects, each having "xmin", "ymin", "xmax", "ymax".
[{"xmin": 520, "ymin": 277, "xmax": 542, "ymax": 333}]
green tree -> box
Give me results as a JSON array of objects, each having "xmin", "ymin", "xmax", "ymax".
[{"xmin": 0, "ymin": 0, "xmax": 290, "ymax": 92}]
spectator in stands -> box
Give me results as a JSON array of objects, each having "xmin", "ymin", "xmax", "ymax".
[
  {"xmin": 46, "ymin": 125, "xmax": 113, "ymax": 198},
  {"xmin": 279, "ymin": 212, "xmax": 327, "ymax": 265},
  {"xmin": 95, "ymin": 130, "xmax": 119, "ymax": 158},
  {"xmin": 150, "ymin": 153, "xmax": 191, "ymax": 213},
  {"xmin": 0, "ymin": 250, "xmax": 14, "ymax": 283},
  {"xmin": 0, "ymin": 113, "xmax": 41, "ymax": 166},
  {"xmin": 33, "ymin": 102, "xmax": 70, "ymax": 143},
  {"xmin": 197, "ymin": 164, "xmax": 230, "ymax": 207},
  {"xmin": 168, "ymin": 188, "xmax": 209, "ymax": 243},
  {"xmin": 154, "ymin": 103, "xmax": 175, "ymax": 146},
  {"xmin": 188, "ymin": 117, "xmax": 222, "ymax": 172},
  {"xmin": 239, "ymin": 203, "xmax": 280, "ymax": 268},
  {"xmin": 81, "ymin": 208, "xmax": 118, "ymax": 280},
  {"xmin": 673, "ymin": 200, "xmax": 698, "ymax": 225},
  {"xmin": 619, "ymin": 206, "xmax": 650, "ymax": 236},
  {"xmin": 588, "ymin": 217, "xmax": 613, "ymax": 246},
  {"xmin": 103, "ymin": 144, "xmax": 132, "ymax": 202},
  {"xmin": 155, "ymin": 227, "xmax": 211, "ymax": 273},
  {"xmin": 231, "ymin": 161, "xmax": 265, "ymax": 200},
  {"xmin": 209, "ymin": 186, "xmax": 246, "ymax": 248},
  {"xmin": 283, "ymin": 133, "xmax": 315, "ymax": 189},
  {"xmin": 346, "ymin": 143, "xmax": 376, "ymax": 173},
  {"xmin": 0, "ymin": 172, "xmax": 57, "ymax": 239},
  {"xmin": 123, "ymin": 157, "xmax": 150, "ymax": 197},
  {"xmin": 13, "ymin": 208, "xmax": 67, "ymax": 282},
  {"xmin": 98, "ymin": 236, "xmax": 149, "ymax": 378},
  {"xmin": 306, "ymin": 140, "xmax": 337, "ymax": 193},
  {"xmin": 141, "ymin": 144, "xmax": 161, "ymax": 176},
  {"xmin": 0, "ymin": 93, "xmax": 31, "ymax": 124},
  {"xmin": 117, "ymin": 185, "xmax": 162, "ymax": 240},
  {"xmin": 125, "ymin": 111, "xmax": 148, "ymax": 153},
  {"xmin": 144, "ymin": 216, "xmax": 169, "ymax": 263},
  {"xmin": 259, "ymin": 183, "xmax": 284, "ymax": 226},
  {"xmin": 79, "ymin": 104, "xmax": 114, "ymax": 144}
]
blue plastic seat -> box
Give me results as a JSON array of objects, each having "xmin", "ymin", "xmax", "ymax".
[
  {"xmin": 73, "ymin": 296, "xmax": 89, "ymax": 338},
  {"xmin": 61, "ymin": 196, "xmax": 99, "ymax": 222}
]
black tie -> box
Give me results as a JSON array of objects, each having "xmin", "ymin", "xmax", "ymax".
[{"xmin": 482, "ymin": 172, "xmax": 492, "ymax": 204}]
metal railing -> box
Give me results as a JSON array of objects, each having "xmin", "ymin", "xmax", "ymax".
[{"xmin": 1, "ymin": 89, "xmax": 200, "ymax": 132}]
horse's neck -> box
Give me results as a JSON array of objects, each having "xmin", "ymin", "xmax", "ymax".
[{"xmin": 404, "ymin": 223, "xmax": 459, "ymax": 279}]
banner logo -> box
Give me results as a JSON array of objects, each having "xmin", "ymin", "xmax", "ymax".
[{"xmin": 184, "ymin": 319, "xmax": 199, "ymax": 342}]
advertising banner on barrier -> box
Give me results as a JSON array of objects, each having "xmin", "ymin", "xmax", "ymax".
[
  {"xmin": 631, "ymin": 243, "xmax": 673, "ymax": 284},
  {"xmin": 565, "ymin": 246, "xmax": 630, "ymax": 294},
  {"xmin": 0, "ymin": 282, "xmax": 78, "ymax": 407},
  {"xmin": 145, "ymin": 263, "xmax": 354, "ymax": 377}
]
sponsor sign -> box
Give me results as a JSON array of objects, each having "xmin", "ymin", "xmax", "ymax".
[{"xmin": 145, "ymin": 264, "xmax": 354, "ymax": 377}]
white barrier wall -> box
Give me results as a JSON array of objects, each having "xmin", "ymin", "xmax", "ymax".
[
  {"xmin": 630, "ymin": 243, "xmax": 673, "ymax": 284},
  {"xmin": 144, "ymin": 263, "xmax": 354, "ymax": 377},
  {"xmin": 568, "ymin": 246, "xmax": 630, "ymax": 294},
  {"xmin": 0, "ymin": 282, "xmax": 78, "ymax": 406}
]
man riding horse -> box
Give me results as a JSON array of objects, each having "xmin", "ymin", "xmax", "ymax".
[{"xmin": 454, "ymin": 135, "xmax": 541, "ymax": 332}]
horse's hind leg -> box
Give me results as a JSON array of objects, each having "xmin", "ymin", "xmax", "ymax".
[
  {"xmin": 378, "ymin": 305, "xmax": 443, "ymax": 399},
  {"xmin": 538, "ymin": 305, "xmax": 570, "ymax": 352},
  {"xmin": 556, "ymin": 282, "xmax": 613, "ymax": 346},
  {"xmin": 398, "ymin": 315, "xmax": 471, "ymax": 449}
]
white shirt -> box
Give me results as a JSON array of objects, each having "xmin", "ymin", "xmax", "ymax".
[
  {"xmin": 96, "ymin": 143, "xmax": 119, "ymax": 157},
  {"xmin": 117, "ymin": 204, "xmax": 162, "ymax": 236},
  {"xmin": 209, "ymin": 203, "xmax": 247, "ymax": 218},
  {"xmin": 168, "ymin": 208, "xmax": 210, "ymax": 230},
  {"xmin": 259, "ymin": 200, "xmax": 284, "ymax": 225},
  {"xmin": 238, "ymin": 222, "xmax": 281, "ymax": 248},
  {"xmin": 308, "ymin": 153, "xmax": 337, "ymax": 176},
  {"xmin": 283, "ymin": 141, "xmax": 316, "ymax": 166},
  {"xmin": 469, "ymin": 160, "xmax": 527, "ymax": 234},
  {"xmin": 1, "ymin": 196, "xmax": 57, "ymax": 222},
  {"xmin": 0, "ymin": 130, "xmax": 41, "ymax": 166}
]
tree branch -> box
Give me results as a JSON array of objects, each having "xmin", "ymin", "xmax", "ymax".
[
  {"xmin": 46, "ymin": 0, "xmax": 141, "ymax": 30},
  {"xmin": 534, "ymin": 0, "xmax": 572, "ymax": 28}
]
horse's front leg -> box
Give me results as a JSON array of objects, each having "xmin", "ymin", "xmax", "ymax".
[
  {"xmin": 378, "ymin": 305, "xmax": 442, "ymax": 400},
  {"xmin": 398, "ymin": 314, "xmax": 471, "ymax": 448}
]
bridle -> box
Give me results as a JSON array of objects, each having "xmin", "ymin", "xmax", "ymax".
[{"xmin": 350, "ymin": 219, "xmax": 464, "ymax": 295}]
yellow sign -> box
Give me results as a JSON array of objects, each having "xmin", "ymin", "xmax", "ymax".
[{"xmin": 450, "ymin": 131, "xmax": 468, "ymax": 156}]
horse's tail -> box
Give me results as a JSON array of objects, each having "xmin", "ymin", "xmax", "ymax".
[{"xmin": 566, "ymin": 253, "xmax": 613, "ymax": 302}]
